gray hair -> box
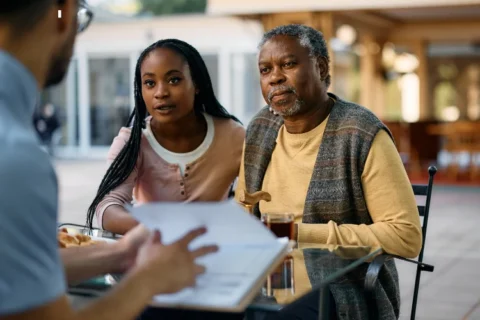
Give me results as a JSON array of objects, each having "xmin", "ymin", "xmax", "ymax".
[{"xmin": 258, "ymin": 24, "xmax": 331, "ymax": 87}]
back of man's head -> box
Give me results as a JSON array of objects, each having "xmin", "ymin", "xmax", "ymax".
[
  {"xmin": 1, "ymin": 0, "xmax": 91, "ymax": 89},
  {"xmin": 0, "ymin": 0, "xmax": 56, "ymax": 35}
]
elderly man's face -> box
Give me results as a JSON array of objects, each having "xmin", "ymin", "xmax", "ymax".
[{"xmin": 258, "ymin": 35, "xmax": 325, "ymax": 117}]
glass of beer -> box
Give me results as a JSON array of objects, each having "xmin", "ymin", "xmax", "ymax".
[
  {"xmin": 261, "ymin": 213, "xmax": 295, "ymax": 240},
  {"xmin": 262, "ymin": 255, "xmax": 295, "ymax": 296}
]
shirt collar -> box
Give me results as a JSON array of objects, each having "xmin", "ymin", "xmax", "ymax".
[{"xmin": 0, "ymin": 49, "xmax": 39, "ymax": 122}]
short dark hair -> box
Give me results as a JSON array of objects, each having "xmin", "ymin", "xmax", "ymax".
[
  {"xmin": 0, "ymin": 0, "xmax": 56, "ymax": 33},
  {"xmin": 259, "ymin": 24, "xmax": 331, "ymax": 88}
]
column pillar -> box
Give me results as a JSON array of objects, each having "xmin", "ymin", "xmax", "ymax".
[
  {"xmin": 77, "ymin": 50, "xmax": 90, "ymax": 157},
  {"xmin": 411, "ymin": 40, "xmax": 430, "ymax": 120},
  {"xmin": 360, "ymin": 34, "xmax": 384, "ymax": 117},
  {"xmin": 218, "ymin": 49, "xmax": 232, "ymax": 113},
  {"xmin": 313, "ymin": 12, "xmax": 335, "ymax": 88}
]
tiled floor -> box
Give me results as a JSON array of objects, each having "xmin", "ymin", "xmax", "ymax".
[
  {"xmin": 395, "ymin": 186, "xmax": 480, "ymax": 320},
  {"xmin": 54, "ymin": 160, "xmax": 480, "ymax": 320}
]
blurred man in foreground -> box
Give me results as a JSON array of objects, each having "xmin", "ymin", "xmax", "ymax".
[{"xmin": 0, "ymin": 1, "xmax": 217, "ymax": 319}]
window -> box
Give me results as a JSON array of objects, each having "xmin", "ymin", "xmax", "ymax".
[
  {"xmin": 230, "ymin": 53, "xmax": 264, "ymax": 124},
  {"xmin": 201, "ymin": 54, "xmax": 219, "ymax": 97},
  {"xmin": 40, "ymin": 60, "xmax": 79, "ymax": 146},
  {"xmin": 88, "ymin": 58, "xmax": 131, "ymax": 146}
]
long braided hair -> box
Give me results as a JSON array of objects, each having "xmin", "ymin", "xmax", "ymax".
[{"xmin": 86, "ymin": 39, "xmax": 240, "ymax": 228}]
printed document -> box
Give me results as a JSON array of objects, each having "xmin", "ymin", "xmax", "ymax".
[{"xmin": 128, "ymin": 200, "xmax": 290, "ymax": 311}]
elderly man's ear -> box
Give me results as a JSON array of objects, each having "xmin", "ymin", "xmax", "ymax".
[{"xmin": 314, "ymin": 56, "xmax": 329, "ymax": 82}]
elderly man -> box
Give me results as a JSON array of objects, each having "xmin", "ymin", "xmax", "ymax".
[{"xmin": 236, "ymin": 24, "xmax": 422, "ymax": 319}]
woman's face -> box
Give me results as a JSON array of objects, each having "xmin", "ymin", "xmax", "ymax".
[{"xmin": 140, "ymin": 47, "xmax": 197, "ymax": 124}]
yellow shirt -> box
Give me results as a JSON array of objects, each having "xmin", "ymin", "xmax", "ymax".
[{"xmin": 236, "ymin": 118, "xmax": 422, "ymax": 258}]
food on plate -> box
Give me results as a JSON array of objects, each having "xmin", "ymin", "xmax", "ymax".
[{"xmin": 58, "ymin": 228, "xmax": 106, "ymax": 248}]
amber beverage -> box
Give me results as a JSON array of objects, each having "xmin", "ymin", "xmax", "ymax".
[
  {"xmin": 263, "ymin": 255, "xmax": 295, "ymax": 295},
  {"xmin": 261, "ymin": 213, "xmax": 295, "ymax": 240}
]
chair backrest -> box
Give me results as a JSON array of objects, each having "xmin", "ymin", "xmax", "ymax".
[
  {"xmin": 411, "ymin": 166, "xmax": 437, "ymax": 264},
  {"xmin": 409, "ymin": 166, "xmax": 437, "ymax": 320}
]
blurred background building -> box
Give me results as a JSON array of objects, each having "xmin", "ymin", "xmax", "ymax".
[{"xmin": 41, "ymin": 0, "xmax": 480, "ymax": 184}]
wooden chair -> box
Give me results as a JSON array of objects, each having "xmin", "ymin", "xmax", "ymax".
[{"xmin": 364, "ymin": 166, "xmax": 437, "ymax": 320}]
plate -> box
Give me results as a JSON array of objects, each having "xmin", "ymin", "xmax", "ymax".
[{"xmin": 90, "ymin": 236, "xmax": 117, "ymax": 244}]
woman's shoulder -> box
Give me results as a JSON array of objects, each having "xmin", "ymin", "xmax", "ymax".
[
  {"xmin": 107, "ymin": 126, "xmax": 148, "ymax": 164},
  {"xmin": 116, "ymin": 126, "xmax": 133, "ymax": 141},
  {"xmin": 211, "ymin": 116, "xmax": 246, "ymax": 142},
  {"xmin": 113, "ymin": 124, "xmax": 150, "ymax": 143}
]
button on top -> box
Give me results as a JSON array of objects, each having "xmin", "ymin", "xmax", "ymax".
[{"xmin": 186, "ymin": 166, "xmax": 190, "ymax": 171}]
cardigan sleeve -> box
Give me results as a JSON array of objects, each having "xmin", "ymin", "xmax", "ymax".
[{"xmin": 298, "ymin": 130, "xmax": 422, "ymax": 258}]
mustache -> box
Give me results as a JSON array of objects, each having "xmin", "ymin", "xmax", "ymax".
[{"xmin": 267, "ymin": 85, "xmax": 297, "ymax": 103}]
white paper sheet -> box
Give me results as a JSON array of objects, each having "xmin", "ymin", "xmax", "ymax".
[
  {"xmin": 127, "ymin": 200, "xmax": 290, "ymax": 310},
  {"xmin": 127, "ymin": 200, "xmax": 278, "ymax": 247}
]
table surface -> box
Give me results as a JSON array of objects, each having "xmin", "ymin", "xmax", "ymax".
[
  {"xmin": 61, "ymin": 225, "xmax": 382, "ymax": 312},
  {"xmin": 247, "ymin": 243, "xmax": 382, "ymax": 312}
]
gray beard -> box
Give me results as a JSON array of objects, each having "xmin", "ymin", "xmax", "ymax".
[{"xmin": 272, "ymin": 99, "xmax": 304, "ymax": 117}]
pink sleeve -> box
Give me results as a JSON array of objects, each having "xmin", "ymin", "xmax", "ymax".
[
  {"xmin": 106, "ymin": 127, "xmax": 132, "ymax": 166},
  {"xmin": 231, "ymin": 123, "xmax": 246, "ymax": 176},
  {"xmin": 95, "ymin": 127, "xmax": 140, "ymax": 228}
]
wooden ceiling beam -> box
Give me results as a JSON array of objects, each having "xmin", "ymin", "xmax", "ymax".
[
  {"xmin": 388, "ymin": 20, "xmax": 480, "ymax": 42},
  {"xmin": 334, "ymin": 11, "xmax": 398, "ymax": 39}
]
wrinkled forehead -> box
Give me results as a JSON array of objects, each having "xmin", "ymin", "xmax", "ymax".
[{"xmin": 258, "ymin": 35, "xmax": 309, "ymax": 62}]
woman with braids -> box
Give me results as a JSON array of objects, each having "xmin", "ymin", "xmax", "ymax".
[{"xmin": 86, "ymin": 39, "xmax": 245, "ymax": 235}]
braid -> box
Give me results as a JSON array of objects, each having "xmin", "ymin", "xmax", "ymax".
[
  {"xmin": 85, "ymin": 46, "xmax": 152, "ymax": 229},
  {"xmin": 86, "ymin": 39, "xmax": 240, "ymax": 228}
]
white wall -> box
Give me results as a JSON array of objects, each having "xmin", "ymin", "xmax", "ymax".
[
  {"xmin": 207, "ymin": 0, "xmax": 480, "ymax": 15},
  {"xmin": 53, "ymin": 15, "xmax": 265, "ymax": 158},
  {"xmin": 74, "ymin": 15, "xmax": 264, "ymax": 55}
]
